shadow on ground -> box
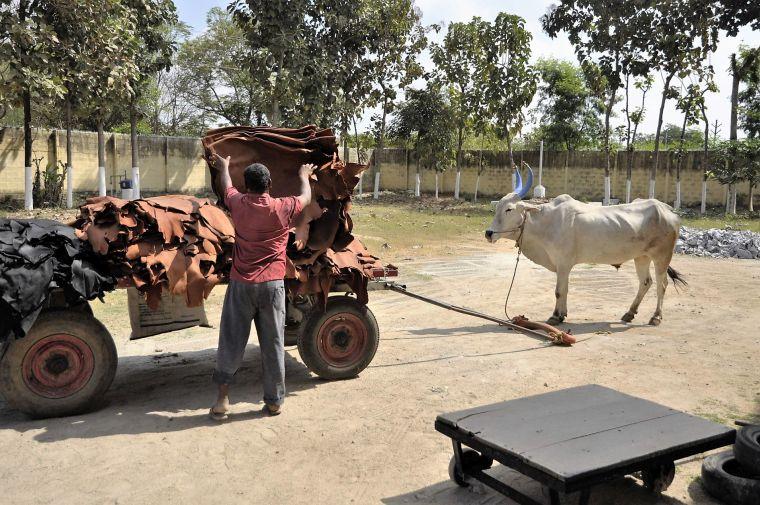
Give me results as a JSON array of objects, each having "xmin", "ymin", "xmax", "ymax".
[
  {"xmin": 382, "ymin": 465, "xmax": 689, "ymax": 505},
  {"xmin": 0, "ymin": 344, "xmax": 322, "ymax": 442}
]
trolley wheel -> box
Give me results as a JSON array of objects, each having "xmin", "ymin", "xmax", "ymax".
[
  {"xmin": 448, "ymin": 449, "xmax": 493, "ymax": 487},
  {"xmin": 297, "ymin": 296, "xmax": 379, "ymax": 380},
  {"xmin": 0, "ymin": 310, "xmax": 117, "ymax": 418},
  {"xmin": 642, "ymin": 461, "xmax": 675, "ymax": 494}
]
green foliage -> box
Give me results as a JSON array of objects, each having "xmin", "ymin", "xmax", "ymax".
[
  {"xmin": 530, "ymin": 58, "xmax": 603, "ymax": 150},
  {"xmin": 389, "ymin": 83, "xmax": 456, "ymax": 172},
  {"xmin": 32, "ymin": 159, "xmax": 64, "ymax": 208},
  {"xmin": 482, "ymin": 13, "xmax": 537, "ymax": 162},
  {"xmin": 708, "ymin": 139, "xmax": 760, "ymax": 185},
  {"xmin": 738, "ymin": 46, "xmax": 760, "ymax": 138}
]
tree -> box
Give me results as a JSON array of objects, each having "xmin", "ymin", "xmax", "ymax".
[
  {"xmin": 672, "ymin": 78, "xmax": 711, "ymax": 210},
  {"xmin": 365, "ymin": 0, "xmax": 426, "ymax": 198},
  {"xmin": 709, "ymin": 139, "xmax": 760, "ymax": 212},
  {"xmin": 230, "ymin": 0, "xmax": 310, "ymax": 127},
  {"xmin": 1, "ymin": 0, "xmax": 67, "ymax": 209},
  {"xmin": 738, "ymin": 45, "xmax": 760, "ymax": 138},
  {"xmin": 176, "ymin": 8, "xmax": 263, "ymax": 127},
  {"xmin": 531, "ymin": 58, "xmax": 602, "ymax": 151},
  {"xmin": 389, "ymin": 83, "xmax": 455, "ymax": 198},
  {"xmin": 623, "ymin": 74, "xmax": 653, "ymax": 202},
  {"xmin": 431, "ymin": 17, "xmax": 487, "ymax": 199},
  {"xmin": 543, "ymin": 0, "xmax": 649, "ymax": 205},
  {"xmin": 126, "ymin": 0, "xmax": 178, "ymax": 198},
  {"xmin": 483, "ymin": 13, "xmax": 537, "ymax": 172},
  {"xmin": 647, "ymin": 1, "xmax": 718, "ymax": 200}
]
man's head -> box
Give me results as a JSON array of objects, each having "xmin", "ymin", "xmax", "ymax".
[{"xmin": 244, "ymin": 163, "xmax": 271, "ymax": 194}]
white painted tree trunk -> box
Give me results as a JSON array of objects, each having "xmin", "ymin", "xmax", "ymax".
[
  {"xmin": 357, "ymin": 173, "xmax": 363, "ymax": 199},
  {"xmin": 725, "ymin": 184, "xmax": 731, "ymax": 214},
  {"xmin": 603, "ymin": 176, "xmax": 611, "ymax": 205},
  {"xmin": 66, "ymin": 164, "xmax": 73, "ymax": 208},
  {"xmin": 700, "ymin": 181, "xmax": 707, "ymax": 214},
  {"xmin": 414, "ymin": 173, "xmax": 420, "ymax": 197},
  {"xmin": 98, "ymin": 166, "xmax": 106, "ymax": 197},
  {"xmin": 435, "ymin": 172, "xmax": 439, "ymax": 200},
  {"xmin": 674, "ymin": 181, "xmax": 681, "ymax": 210},
  {"xmin": 373, "ymin": 172, "xmax": 380, "ymax": 200},
  {"xmin": 511, "ymin": 172, "xmax": 516, "ymax": 192},
  {"xmin": 648, "ymin": 179, "xmax": 656, "ymax": 200},
  {"xmin": 24, "ymin": 166, "xmax": 33, "ymax": 210},
  {"xmin": 473, "ymin": 174, "xmax": 480, "ymax": 203},
  {"xmin": 625, "ymin": 179, "xmax": 631, "ymax": 203},
  {"xmin": 731, "ymin": 185, "xmax": 737, "ymax": 214},
  {"xmin": 454, "ymin": 170, "xmax": 461, "ymax": 200},
  {"xmin": 132, "ymin": 166, "xmax": 140, "ymax": 199}
]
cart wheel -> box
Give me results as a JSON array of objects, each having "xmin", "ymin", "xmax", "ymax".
[
  {"xmin": 448, "ymin": 449, "xmax": 493, "ymax": 487},
  {"xmin": 0, "ymin": 310, "xmax": 117, "ymax": 418},
  {"xmin": 642, "ymin": 461, "xmax": 675, "ymax": 494},
  {"xmin": 297, "ymin": 296, "xmax": 379, "ymax": 380}
]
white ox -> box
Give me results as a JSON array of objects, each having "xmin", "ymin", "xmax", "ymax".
[{"xmin": 486, "ymin": 165, "xmax": 685, "ymax": 326}]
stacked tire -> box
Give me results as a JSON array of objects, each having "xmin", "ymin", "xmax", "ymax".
[{"xmin": 701, "ymin": 425, "xmax": 760, "ymax": 505}]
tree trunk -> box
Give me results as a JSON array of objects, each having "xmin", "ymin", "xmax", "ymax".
[
  {"xmin": 652, "ymin": 72, "xmax": 674, "ymax": 199},
  {"xmin": 97, "ymin": 119, "xmax": 106, "ymax": 197},
  {"xmin": 701, "ymin": 103, "xmax": 709, "ymax": 214},
  {"xmin": 435, "ymin": 172, "xmax": 439, "ymax": 200},
  {"xmin": 674, "ymin": 109, "xmax": 689, "ymax": 210},
  {"xmin": 603, "ymin": 88, "xmax": 616, "ymax": 205},
  {"xmin": 23, "ymin": 87, "xmax": 33, "ymax": 210},
  {"xmin": 65, "ymin": 96, "xmax": 73, "ymax": 208},
  {"xmin": 130, "ymin": 97, "xmax": 140, "ymax": 199},
  {"xmin": 414, "ymin": 154, "xmax": 420, "ymax": 197},
  {"xmin": 455, "ymin": 125, "xmax": 463, "ymax": 199},
  {"xmin": 729, "ymin": 54, "xmax": 739, "ymax": 214},
  {"xmin": 749, "ymin": 181, "xmax": 754, "ymax": 212},
  {"xmin": 271, "ymin": 49, "xmax": 285, "ymax": 127},
  {"xmin": 473, "ymin": 174, "xmax": 480, "ymax": 203}
]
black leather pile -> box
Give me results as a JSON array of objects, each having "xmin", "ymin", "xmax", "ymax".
[{"xmin": 0, "ymin": 219, "xmax": 116, "ymax": 341}]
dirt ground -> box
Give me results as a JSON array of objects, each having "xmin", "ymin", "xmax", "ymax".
[{"xmin": 1, "ymin": 199, "xmax": 759, "ymax": 505}]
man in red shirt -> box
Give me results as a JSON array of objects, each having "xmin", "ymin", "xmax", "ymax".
[{"xmin": 210, "ymin": 154, "xmax": 313, "ymax": 419}]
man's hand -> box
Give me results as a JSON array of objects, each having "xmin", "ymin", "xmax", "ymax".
[
  {"xmin": 214, "ymin": 153, "xmax": 233, "ymax": 193},
  {"xmin": 214, "ymin": 153, "xmax": 231, "ymax": 171},
  {"xmin": 296, "ymin": 164, "xmax": 315, "ymax": 208},
  {"xmin": 299, "ymin": 163, "xmax": 316, "ymax": 179}
]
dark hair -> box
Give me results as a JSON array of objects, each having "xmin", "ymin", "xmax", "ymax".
[{"xmin": 244, "ymin": 163, "xmax": 271, "ymax": 193}]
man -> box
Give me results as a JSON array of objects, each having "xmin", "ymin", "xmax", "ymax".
[{"xmin": 210, "ymin": 153, "xmax": 314, "ymax": 419}]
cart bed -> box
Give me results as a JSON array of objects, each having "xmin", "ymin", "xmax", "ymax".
[{"xmin": 436, "ymin": 384, "xmax": 735, "ymax": 503}]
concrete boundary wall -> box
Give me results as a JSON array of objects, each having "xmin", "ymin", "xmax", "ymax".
[
  {"xmin": 0, "ymin": 127, "xmax": 209, "ymax": 197},
  {"xmin": 0, "ymin": 126, "xmax": 751, "ymax": 207}
]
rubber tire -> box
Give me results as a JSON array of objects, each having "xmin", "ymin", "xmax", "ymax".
[
  {"xmin": 701, "ymin": 450, "xmax": 760, "ymax": 505},
  {"xmin": 448, "ymin": 449, "xmax": 493, "ymax": 488},
  {"xmin": 642, "ymin": 461, "xmax": 676, "ymax": 493},
  {"xmin": 297, "ymin": 296, "xmax": 379, "ymax": 380},
  {"xmin": 735, "ymin": 425, "xmax": 760, "ymax": 476},
  {"xmin": 0, "ymin": 310, "xmax": 117, "ymax": 418}
]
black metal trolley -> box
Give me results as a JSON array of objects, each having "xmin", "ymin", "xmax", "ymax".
[{"xmin": 435, "ymin": 384, "xmax": 736, "ymax": 505}]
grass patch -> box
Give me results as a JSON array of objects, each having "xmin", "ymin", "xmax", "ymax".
[{"xmin": 679, "ymin": 207, "xmax": 760, "ymax": 233}]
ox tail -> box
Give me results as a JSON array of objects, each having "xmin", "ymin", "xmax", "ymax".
[{"xmin": 667, "ymin": 266, "xmax": 688, "ymax": 288}]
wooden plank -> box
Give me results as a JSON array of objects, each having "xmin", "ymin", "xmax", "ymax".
[{"xmin": 522, "ymin": 412, "xmax": 733, "ymax": 482}]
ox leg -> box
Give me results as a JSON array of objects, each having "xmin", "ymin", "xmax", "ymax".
[
  {"xmin": 622, "ymin": 256, "xmax": 652, "ymax": 322},
  {"xmin": 649, "ymin": 262, "xmax": 669, "ymax": 326},
  {"xmin": 548, "ymin": 266, "xmax": 571, "ymax": 325}
]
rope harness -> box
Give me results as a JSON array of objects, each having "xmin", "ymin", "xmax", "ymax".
[{"xmin": 501, "ymin": 212, "xmax": 528, "ymax": 320}]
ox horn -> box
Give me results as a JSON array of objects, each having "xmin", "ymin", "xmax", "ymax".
[
  {"xmin": 517, "ymin": 162, "xmax": 534, "ymax": 199},
  {"xmin": 513, "ymin": 167, "xmax": 523, "ymax": 195}
]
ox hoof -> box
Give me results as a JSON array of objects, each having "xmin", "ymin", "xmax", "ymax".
[
  {"xmin": 547, "ymin": 316, "xmax": 565, "ymax": 326},
  {"xmin": 621, "ymin": 312, "xmax": 635, "ymax": 323},
  {"xmin": 648, "ymin": 316, "xmax": 662, "ymax": 327}
]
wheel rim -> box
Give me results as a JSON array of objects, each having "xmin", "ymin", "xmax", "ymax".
[
  {"xmin": 316, "ymin": 313, "xmax": 368, "ymax": 368},
  {"xmin": 22, "ymin": 333, "xmax": 95, "ymax": 399}
]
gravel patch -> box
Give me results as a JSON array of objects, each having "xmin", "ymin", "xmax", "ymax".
[{"xmin": 676, "ymin": 226, "xmax": 760, "ymax": 259}]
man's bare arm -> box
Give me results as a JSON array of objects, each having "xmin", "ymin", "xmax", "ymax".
[
  {"xmin": 296, "ymin": 164, "xmax": 315, "ymax": 208},
  {"xmin": 214, "ymin": 153, "xmax": 233, "ymax": 193}
]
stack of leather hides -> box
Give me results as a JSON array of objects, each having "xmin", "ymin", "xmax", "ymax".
[
  {"xmin": 0, "ymin": 219, "xmax": 116, "ymax": 341},
  {"xmin": 74, "ymin": 195, "xmax": 235, "ymax": 310},
  {"xmin": 202, "ymin": 125, "xmax": 390, "ymax": 304}
]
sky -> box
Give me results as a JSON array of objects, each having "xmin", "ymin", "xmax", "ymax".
[{"xmin": 174, "ymin": 0, "xmax": 760, "ymax": 139}]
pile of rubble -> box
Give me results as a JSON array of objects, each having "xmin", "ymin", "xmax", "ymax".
[{"xmin": 676, "ymin": 227, "xmax": 760, "ymax": 259}]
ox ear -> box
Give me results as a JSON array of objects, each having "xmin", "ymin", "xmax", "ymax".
[{"xmin": 516, "ymin": 201, "xmax": 540, "ymax": 213}]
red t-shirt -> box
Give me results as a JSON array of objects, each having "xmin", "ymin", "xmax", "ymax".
[{"xmin": 224, "ymin": 187, "xmax": 303, "ymax": 284}]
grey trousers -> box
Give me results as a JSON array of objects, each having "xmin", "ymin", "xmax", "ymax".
[{"xmin": 212, "ymin": 279, "xmax": 286, "ymax": 406}]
